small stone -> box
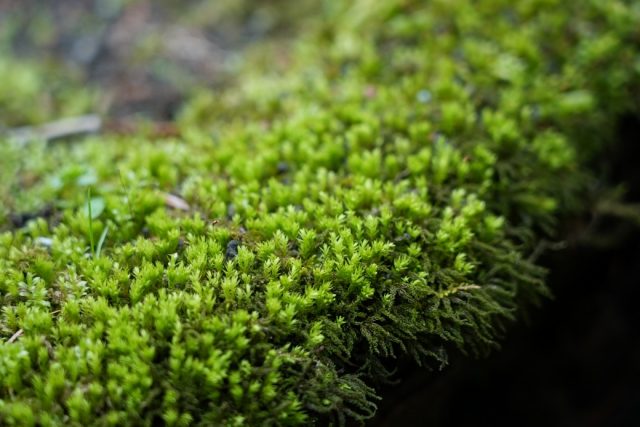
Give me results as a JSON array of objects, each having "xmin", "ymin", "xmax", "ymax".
[{"xmin": 226, "ymin": 240, "xmax": 240, "ymax": 260}]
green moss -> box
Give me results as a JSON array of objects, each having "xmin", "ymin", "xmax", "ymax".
[
  {"xmin": 1, "ymin": 0, "xmax": 639, "ymax": 425},
  {"xmin": 0, "ymin": 57, "xmax": 96, "ymax": 128}
]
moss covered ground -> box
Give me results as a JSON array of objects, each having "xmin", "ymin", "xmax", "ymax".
[{"xmin": 1, "ymin": 0, "xmax": 639, "ymax": 425}]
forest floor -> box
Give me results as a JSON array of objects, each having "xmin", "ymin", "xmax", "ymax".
[{"xmin": 0, "ymin": 0, "xmax": 304, "ymax": 126}]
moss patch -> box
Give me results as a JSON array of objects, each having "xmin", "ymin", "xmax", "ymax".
[{"xmin": 1, "ymin": 0, "xmax": 639, "ymax": 425}]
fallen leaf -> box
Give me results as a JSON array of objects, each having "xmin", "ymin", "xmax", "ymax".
[{"xmin": 164, "ymin": 193, "xmax": 190, "ymax": 211}]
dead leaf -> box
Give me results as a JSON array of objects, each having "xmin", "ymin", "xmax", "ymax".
[{"xmin": 164, "ymin": 193, "xmax": 190, "ymax": 211}]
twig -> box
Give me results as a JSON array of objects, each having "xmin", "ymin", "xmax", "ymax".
[
  {"xmin": 7, "ymin": 329, "xmax": 23, "ymax": 343},
  {"xmin": 596, "ymin": 200, "xmax": 640, "ymax": 226},
  {"xmin": 436, "ymin": 284, "xmax": 481, "ymax": 298},
  {"xmin": 528, "ymin": 239, "xmax": 568, "ymax": 262},
  {"xmin": 6, "ymin": 115, "xmax": 102, "ymax": 144}
]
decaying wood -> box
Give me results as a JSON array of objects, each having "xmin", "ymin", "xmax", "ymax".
[{"xmin": 7, "ymin": 115, "xmax": 102, "ymax": 144}]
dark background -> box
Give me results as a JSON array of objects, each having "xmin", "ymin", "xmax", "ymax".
[{"xmin": 370, "ymin": 114, "xmax": 640, "ymax": 427}]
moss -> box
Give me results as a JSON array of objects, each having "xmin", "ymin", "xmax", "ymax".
[
  {"xmin": 0, "ymin": 57, "xmax": 96, "ymax": 128},
  {"xmin": 1, "ymin": 0, "xmax": 639, "ymax": 425}
]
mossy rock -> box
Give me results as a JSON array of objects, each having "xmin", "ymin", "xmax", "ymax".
[{"xmin": 1, "ymin": 0, "xmax": 639, "ymax": 425}]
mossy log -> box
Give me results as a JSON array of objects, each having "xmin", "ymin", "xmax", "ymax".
[{"xmin": 1, "ymin": 0, "xmax": 639, "ymax": 425}]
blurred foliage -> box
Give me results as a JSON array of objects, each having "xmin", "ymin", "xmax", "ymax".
[
  {"xmin": 0, "ymin": 56, "xmax": 96, "ymax": 128},
  {"xmin": 0, "ymin": 0, "xmax": 318, "ymax": 124}
]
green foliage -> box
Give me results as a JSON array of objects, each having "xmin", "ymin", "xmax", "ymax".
[
  {"xmin": 0, "ymin": 57, "xmax": 95, "ymax": 128},
  {"xmin": 1, "ymin": 0, "xmax": 639, "ymax": 425}
]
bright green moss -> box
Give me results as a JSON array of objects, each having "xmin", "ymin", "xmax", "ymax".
[{"xmin": 1, "ymin": 0, "xmax": 640, "ymax": 425}]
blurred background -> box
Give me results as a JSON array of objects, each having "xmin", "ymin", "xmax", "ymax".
[
  {"xmin": 1, "ymin": 2, "xmax": 639, "ymax": 426},
  {"xmin": 0, "ymin": 0, "xmax": 314, "ymax": 126}
]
